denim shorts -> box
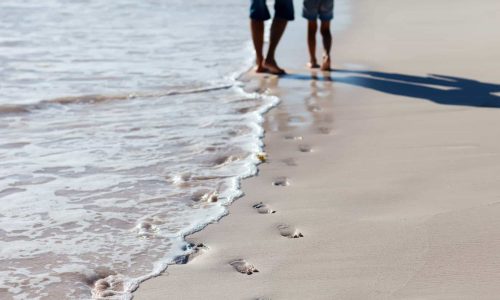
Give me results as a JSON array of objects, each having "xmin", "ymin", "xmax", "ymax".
[
  {"xmin": 250, "ymin": 0, "xmax": 295, "ymax": 21},
  {"xmin": 303, "ymin": 0, "xmax": 334, "ymax": 21}
]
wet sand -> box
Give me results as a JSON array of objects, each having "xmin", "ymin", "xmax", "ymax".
[{"xmin": 134, "ymin": 0, "xmax": 500, "ymax": 299}]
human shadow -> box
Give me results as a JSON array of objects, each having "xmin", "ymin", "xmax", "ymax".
[{"xmin": 282, "ymin": 69, "xmax": 500, "ymax": 108}]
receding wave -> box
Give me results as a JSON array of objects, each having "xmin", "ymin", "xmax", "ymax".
[
  {"xmin": 0, "ymin": 81, "xmax": 279, "ymax": 299},
  {"xmin": 0, "ymin": 84, "xmax": 234, "ymax": 116},
  {"xmin": 0, "ymin": 0, "xmax": 265, "ymax": 299}
]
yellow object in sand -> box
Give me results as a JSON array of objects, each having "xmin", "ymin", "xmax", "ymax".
[{"xmin": 256, "ymin": 152, "xmax": 267, "ymax": 163}]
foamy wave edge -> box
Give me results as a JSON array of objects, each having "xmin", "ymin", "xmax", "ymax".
[
  {"xmin": 124, "ymin": 89, "xmax": 278, "ymax": 300},
  {"xmin": 108, "ymin": 48, "xmax": 280, "ymax": 300}
]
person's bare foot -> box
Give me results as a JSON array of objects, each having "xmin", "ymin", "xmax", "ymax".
[
  {"xmin": 307, "ymin": 59, "xmax": 320, "ymax": 69},
  {"xmin": 255, "ymin": 64, "xmax": 267, "ymax": 73},
  {"xmin": 254, "ymin": 57, "xmax": 267, "ymax": 73},
  {"xmin": 320, "ymin": 55, "xmax": 331, "ymax": 71},
  {"xmin": 263, "ymin": 58, "xmax": 286, "ymax": 75}
]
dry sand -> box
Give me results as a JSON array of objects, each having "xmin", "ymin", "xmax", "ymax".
[{"xmin": 134, "ymin": 0, "xmax": 500, "ymax": 299}]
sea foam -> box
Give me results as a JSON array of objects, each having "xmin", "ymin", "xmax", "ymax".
[{"xmin": 0, "ymin": 0, "xmax": 279, "ymax": 299}]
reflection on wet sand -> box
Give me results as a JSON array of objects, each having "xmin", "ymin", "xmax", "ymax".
[
  {"xmin": 256, "ymin": 71, "xmax": 335, "ymax": 135},
  {"xmin": 306, "ymin": 71, "xmax": 335, "ymax": 134}
]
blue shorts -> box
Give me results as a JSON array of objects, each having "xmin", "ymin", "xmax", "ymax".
[
  {"xmin": 303, "ymin": 0, "xmax": 334, "ymax": 21},
  {"xmin": 250, "ymin": 0, "xmax": 295, "ymax": 21}
]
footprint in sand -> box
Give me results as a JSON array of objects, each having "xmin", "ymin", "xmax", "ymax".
[
  {"xmin": 284, "ymin": 134, "xmax": 303, "ymax": 141},
  {"xmin": 230, "ymin": 259, "xmax": 259, "ymax": 275},
  {"xmin": 191, "ymin": 190, "xmax": 218, "ymax": 203},
  {"xmin": 88, "ymin": 267, "xmax": 122, "ymax": 298},
  {"xmin": 93, "ymin": 279, "xmax": 116, "ymax": 298},
  {"xmin": 278, "ymin": 224, "xmax": 304, "ymax": 239},
  {"xmin": 318, "ymin": 126, "xmax": 332, "ymax": 135},
  {"xmin": 133, "ymin": 220, "xmax": 159, "ymax": 238},
  {"xmin": 175, "ymin": 242, "xmax": 209, "ymax": 264},
  {"xmin": 282, "ymin": 157, "xmax": 297, "ymax": 166},
  {"xmin": 298, "ymin": 144, "xmax": 312, "ymax": 153},
  {"xmin": 253, "ymin": 202, "xmax": 276, "ymax": 214},
  {"xmin": 307, "ymin": 104, "xmax": 322, "ymax": 112},
  {"xmin": 272, "ymin": 176, "xmax": 289, "ymax": 187}
]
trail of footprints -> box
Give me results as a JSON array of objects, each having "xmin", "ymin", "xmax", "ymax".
[
  {"xmin": 228, "ymin": 133, "xmax": 310, "ymax": 280},
  {"xmin": 179, "ymin": 131, "xmax": 311, "ymax": 298}
]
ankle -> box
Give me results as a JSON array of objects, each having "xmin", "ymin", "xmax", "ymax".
[{"xmin": 264, "ymin": 57, "xmax": 276, "ymax": 64}]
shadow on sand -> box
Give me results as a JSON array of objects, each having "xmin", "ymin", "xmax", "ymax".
[{"xmin": 282, "ymin": 69, "xmax": 500, "ymax": 108}]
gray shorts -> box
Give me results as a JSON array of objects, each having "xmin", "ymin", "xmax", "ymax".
[{"xmin": 302, "ymin": 0, "xmax": 334, "ymax": 21}]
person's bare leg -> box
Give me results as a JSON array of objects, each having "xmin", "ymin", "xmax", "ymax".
[
  {"xmin": 320, "ymin": 20, "xmax": 332, "ymax": 71},
  {"xmin": 307, "ymin": 20, "xmax": 319, "ymax": 68},
  {"xmin": 250, "ymin": 19, "xmax": 266, "ymax": 73},
  {"xmin": 263, "ymin": 17, "xmax": 288, "ymax": 74}
]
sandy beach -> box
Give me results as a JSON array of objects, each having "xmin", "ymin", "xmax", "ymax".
[{"xmin": 134, "ymin": 0, "xmax": 500, "ymax": 299}]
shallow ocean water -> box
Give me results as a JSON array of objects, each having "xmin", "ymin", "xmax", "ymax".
[{"xmin": 0, "ymin": 1, "xmax": 277, "ymax": 299}]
